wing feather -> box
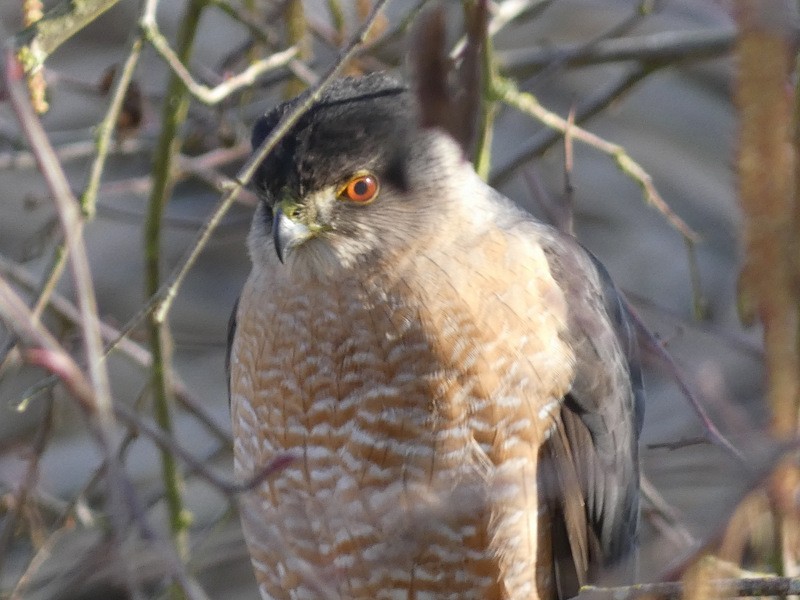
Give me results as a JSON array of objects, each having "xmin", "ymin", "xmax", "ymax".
[{"xmin": 539, "ymin": 232, "xmax": 643, "ymax": 597}]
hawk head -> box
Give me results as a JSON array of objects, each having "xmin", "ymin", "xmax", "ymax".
[{"xmin": 249, "ymin": 73, "xmax": 471, "ymax": 277}]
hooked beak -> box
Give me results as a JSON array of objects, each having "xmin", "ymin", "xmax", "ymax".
[{"xmin": 272, "ymin": 203, "xmax": 312, "ymax": 263}]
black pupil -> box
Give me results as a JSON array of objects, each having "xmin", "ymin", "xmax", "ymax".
[{"xmin": 353, "ymin": 179, "xmax": 369, "ymax": 196}]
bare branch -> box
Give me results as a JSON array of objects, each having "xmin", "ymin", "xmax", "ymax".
[{"xmin": 500, "ymin": 28, "xmax": 735, "ymax": 76}]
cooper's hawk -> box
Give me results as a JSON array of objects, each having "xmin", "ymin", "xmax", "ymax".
[{"xmin": 228, "ymin": 73, "xmax": 644, "ymax": 600}]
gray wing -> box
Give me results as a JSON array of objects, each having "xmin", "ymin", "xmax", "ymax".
[
  {"xmin": 538, "ymin": 233, "xmax": 644, "ymax": 598},
  {"xmin": 226, "ymin": 297, "xmax": 239, "ymax": 404}
]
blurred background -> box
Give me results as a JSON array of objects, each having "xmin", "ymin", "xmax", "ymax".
[{"xmin": 0, "ymin": 1, "xmax": 780, "ymax": 598}]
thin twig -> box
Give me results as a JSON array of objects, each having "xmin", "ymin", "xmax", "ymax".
[
  {"xmin": 525, "ymin": 0, "xmax": 657, "ymax": 87},
  {"xmin": 0, "ymin": 242, "xmax": 67, "ymax": 375},
  {"xmin": 622, "ymin": 297, "xmax": 746, "ymax": 465},
  {"xmin": 450, "ymin": 0, "xmax": 552, "ymax": 61},
  {"xmin": 206, "ymin": 0, "xmax": 317, "ymax": 86},
  {"xmin": 114, "ymin": 404, "xmax": 292, "ymax": 496},
  {"xmin": 0, "ymin": 137, "xmax": 147, "ymax": 170},
  {"xmin": 87, "ymin": 144, "xmax": 257, "ymax": 208},
  {"xmin": 491, "ymin": 65, "xmax": 651, "ymax": 183},
  {"xmin": 140, "ymin": 10, "xmax": 299, "ymax": 106},
  {"xmin": 499, "ymin": 28, "xmax": 735, "ymax": 76},
  {"xmin": 491, "ymin": 75, "xmax": 699, "ymax": 242},
  {"xmin": 647, "ymin": 436, "xmax": 711, "ymax": 451},
  {"xmin": 577, "ymin": 576, "xmax": 800, "ymax": 599},
  {"xmin": 177, "ymin": 143, "xmax": 257, "ymax": 204},
  {"xmin": 80, "ymin": 34, "xmax": 145, "ymax": 218}
]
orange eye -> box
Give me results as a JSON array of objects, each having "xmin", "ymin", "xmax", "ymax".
[{"xmin": 339, "ymin": 173, "xmax": 379, "ymax": 203}]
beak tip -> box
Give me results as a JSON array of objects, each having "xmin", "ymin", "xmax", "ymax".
[{"xmin": 272, "ymin": 204, "xmax": 312, "ymax": 264}]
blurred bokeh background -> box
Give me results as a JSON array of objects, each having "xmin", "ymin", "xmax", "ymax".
[{"xmin": 0, "ymin": 1, "xmax": 781, "ymax": 598}]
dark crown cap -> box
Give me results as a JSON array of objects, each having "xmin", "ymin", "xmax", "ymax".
[{"xmin": 251, "ymin": 74, "xmax": 412, "ymax": 202}]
